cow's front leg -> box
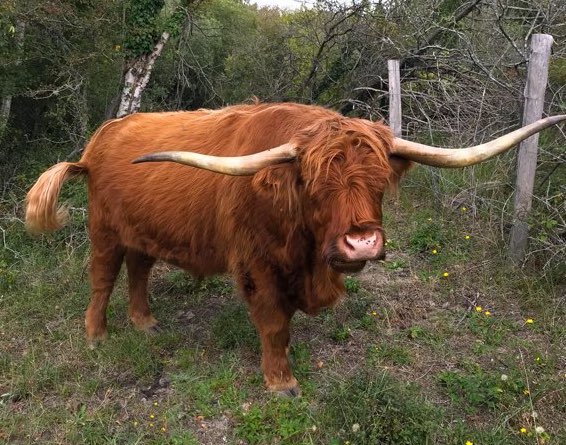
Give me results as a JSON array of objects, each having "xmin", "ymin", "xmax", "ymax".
[{"xmin": 248, "ymin": 303, "xmax": 299, "ymax": 396}]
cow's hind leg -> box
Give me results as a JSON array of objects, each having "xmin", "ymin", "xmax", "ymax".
[
  {"xmin": 85, "ymin": 231, "xmax": 125, "ymax": 346},
  {"xmin": 125, "ymin": 249, "xmax": 158, "ymax": 333}
]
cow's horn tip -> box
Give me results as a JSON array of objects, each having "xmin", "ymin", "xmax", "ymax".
[{"xmin": 132, "ymin": 155, "xmax": 153, "ymax": 164}]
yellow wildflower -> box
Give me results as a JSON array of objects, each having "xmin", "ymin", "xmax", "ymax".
[
  {"xmin": 526, "ymin": 319, "xmax": 534, "ymax": 324},
  {"xmin": 150, "ymin": 414, "xmax": 155, "ymax": 419},
  {"xmin": 475, "ymin": 306, "xmax": 482, "ymax": 312},
  {"xmin": 443, "ymin": 272, "xmax": 449, "ymax": 277},
  {"xmin": 161, "ymin": 427, "xmax": 166, "ymax": 432},
  {"xmin": 461, "ymin": 207, "xmax": 467, "ymax": 212},
  {"xmin": 484, "ymin": 311, "xmax": 491, "ymax": 316},
  {"xmin": 153, "ymin": 401, "xmax": 159, "ymax": 406},
  {"xmin": 432, "ymin": 249, "xmax": 438, "ymax": 254},
  {"xmin": 465, "ymin": 441, "xmax": 473, "ymax": 445},
  {"xmin": 520, "ymin": 427, "xmax": 527, "ymax": 434},
  {"xmin": 465, "ymin": 235, "xmax": 471, "ymax": 240},
  {"xmin": 149, "ymin": 422, "xmax": 154, "ymax": 427},
  {"xmin": 371, "ymin": 311, "xmax": 377, "ymax": 316},
  {"xmin": 523, "ymin": 389, "xmax": 530, "ymax": 395},
  {"xmin": 133, "ymin": 421, "xmax": 138, "ymax": 426}
]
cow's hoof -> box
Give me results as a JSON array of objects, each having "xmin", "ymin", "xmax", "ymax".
[
  {"xmin": 131, "ymin": 314, "xmax": 159, "ymax": 334},
  {"xmin": 276, "ymin": 385, "xmax": 302, "ymax": 398},
  {"xmin": 86, "ymin": 328, "xmax": 107, "ymax": 349},
  {"xmin": 144, "ymin": 324, "xmax": 162, "ymax": 335}
]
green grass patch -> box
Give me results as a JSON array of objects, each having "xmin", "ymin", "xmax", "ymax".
[
  {"xmin": 211, "ymin": 302, "xmax": 259, "ymax": 350},
  {"xmin": 320, "ymin": 370, "xmax": 442, "ymax": 444},
  {"xmin": 172, "ymin": 350, "xmax": 246, "ymax": 418},
  {"xmin": 368, "ymin": 342, "xmax": 413, "ymax": 366},
  {"xmin": 235, "ymin": 397, "xmax": 314, "ymax": 445},
  {"xmin": 438, "ymin": 367, "xmax": 524, "ymax": 413}
]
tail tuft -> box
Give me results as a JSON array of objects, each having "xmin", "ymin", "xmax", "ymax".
[{"xmin": 25, "ymin": 162, "xmax": 87, "ymax": 234}]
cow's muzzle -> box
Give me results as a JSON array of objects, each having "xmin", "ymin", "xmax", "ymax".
[
  {"xmin": 337, "ymin": 229, "xmax": 384, "ymax": 261},
  {"xmin": 327, "ymin": 229, "xmax": 385, "ymax": 273}
]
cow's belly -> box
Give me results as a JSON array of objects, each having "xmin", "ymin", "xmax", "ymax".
[
  {"xmin": 162, "ymin": 246, "xmax": 227, "ymax": 277},
  {"xmin": 119, "ymin": 225, "xmax": 228, "ymax": 277}
]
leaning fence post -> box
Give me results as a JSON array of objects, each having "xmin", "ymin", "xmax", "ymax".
[
  {"xmin": 508, "ymin": 34, "xmax": 554, "ymax": 264},
  {"xmin": 388, "ymin": 60, "xmax": 402, "ymax": 137}
]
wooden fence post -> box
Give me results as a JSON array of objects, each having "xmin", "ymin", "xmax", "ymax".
[
  {"xmin": 388, "ymin": 60, "xmax": 402, "ymax": 137},
  {"xmin": 508, "ymin": 34, "xmax": 554, "ymax": 263}
]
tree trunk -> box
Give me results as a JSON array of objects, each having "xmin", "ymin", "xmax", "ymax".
[
  {"xmin": 0, "ymin": 19, "xmax": 26, "ymax": 139},
  {"xmin": 116, "ymin": 31, "xmax": 170, "ymax": 118}
]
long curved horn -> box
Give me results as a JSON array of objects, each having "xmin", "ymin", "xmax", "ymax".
[
  {"xmin": 391, "ymin": 115, "xmax": 566, "ymax": 168},
  {"xmin": 133, "ymin": 142, "xmax": 297, "ymax": 176}
]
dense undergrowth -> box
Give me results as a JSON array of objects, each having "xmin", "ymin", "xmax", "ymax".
[{"xmin": 1, "ymin": 157, "xmax": 564, "ymax": 445}]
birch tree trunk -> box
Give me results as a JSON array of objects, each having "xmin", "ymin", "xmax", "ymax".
[
  {"xmin": 0, "ymin": 19, "xmax": 26, "ymax": 139},
  {"xmin": 116, "ymin": 31, "xmax": 170, "ymax": 118}
]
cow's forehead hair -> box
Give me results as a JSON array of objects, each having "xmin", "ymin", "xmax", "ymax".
[{"xmin": 294, "ymin": 116, "xmax": 393, "ymax": 187}]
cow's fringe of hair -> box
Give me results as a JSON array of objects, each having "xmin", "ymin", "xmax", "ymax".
[
  {"xmin": 25, "ymin": 162, "xmax": 87, "ymax": 234},
  {"xmin": 297, "ymin": 117, "xmax": 393, "ymax": 191}
]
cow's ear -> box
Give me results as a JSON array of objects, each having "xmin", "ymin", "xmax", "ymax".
[
  {"xmin": 252, "ymin": 163, "xmax": 302, "ymax": 213},
  {"xmin": 388, "ymin": 155, "xmax": 413, "ymax": 193}
]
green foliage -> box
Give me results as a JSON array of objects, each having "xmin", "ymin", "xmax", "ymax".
[
  {"xmin": 98, "ymin": 331, "xmax": 164, "ymax": 384},
  {"xmin": 409, "ymin": 218, "xmax": 445, "ymax": 253},
  {"xmin": 321, "ymin": 371, "xmax": 442, "ymax": 444},
  {"xmin": 211, "ymin": 303, "xmax": 259, "ymax": 350},
  {"xmin": 438, "ymin": 368, "xmax": 523, "ymax": 412},
  {"xmin": 466, "ymin": 311, "xmax": 514, "ymax": 346},
  {"xmin": 549, "ymin": 57, "xmax": 566, "ymax": 85},
  {"xmin": 369, "ymin": 343, "xmax": 412, "ymax": 366},
  {"xmin": 235, "ymin": 398, "xmax": 313, "ymax": 445},
  {"xmin": 173, "ymin": 351, "xmax": 245, "ymax": 417},
  {"xmin": 382, "ymin": 258, "xmax": 407, "ymax": 270},
  {"xmin": 124, "ymin": 0, "xmax": 165, "ymax": 57},
  {"xmin": 289, "ymin": 342, "xmax": 311, "ymax": 381},
  {"xmin": 0, "ymin": 259, "xmax": 17, "ymax": 290},
  {"xmin": 344, "ymin": 276, "xmax": 360, "ymax": 294},
  {"xmin": 344, "ymin": 293, "xmax": 372, "ymax": 319},
  {"xmin": 331, "ymin": 323, "xmax": 351, "ymax": 343}
]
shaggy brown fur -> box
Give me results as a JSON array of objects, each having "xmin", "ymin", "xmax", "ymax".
[{"xmin": 25, "ymin": 102, "xmax": 411, "ymax": 394}]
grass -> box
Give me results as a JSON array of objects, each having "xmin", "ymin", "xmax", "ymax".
[{"xmin": 1, "ymin": 166, "xmax": 565, "ymax": 444}]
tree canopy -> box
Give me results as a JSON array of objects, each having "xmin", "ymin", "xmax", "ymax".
[{"xmin": 0, "ymin": 0, "xmax": 564, "ymax": 169}]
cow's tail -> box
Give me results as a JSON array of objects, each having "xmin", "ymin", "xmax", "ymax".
[{"xmin": 25, "ymin": 162, "xmax": 87, "ymax": 234}]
